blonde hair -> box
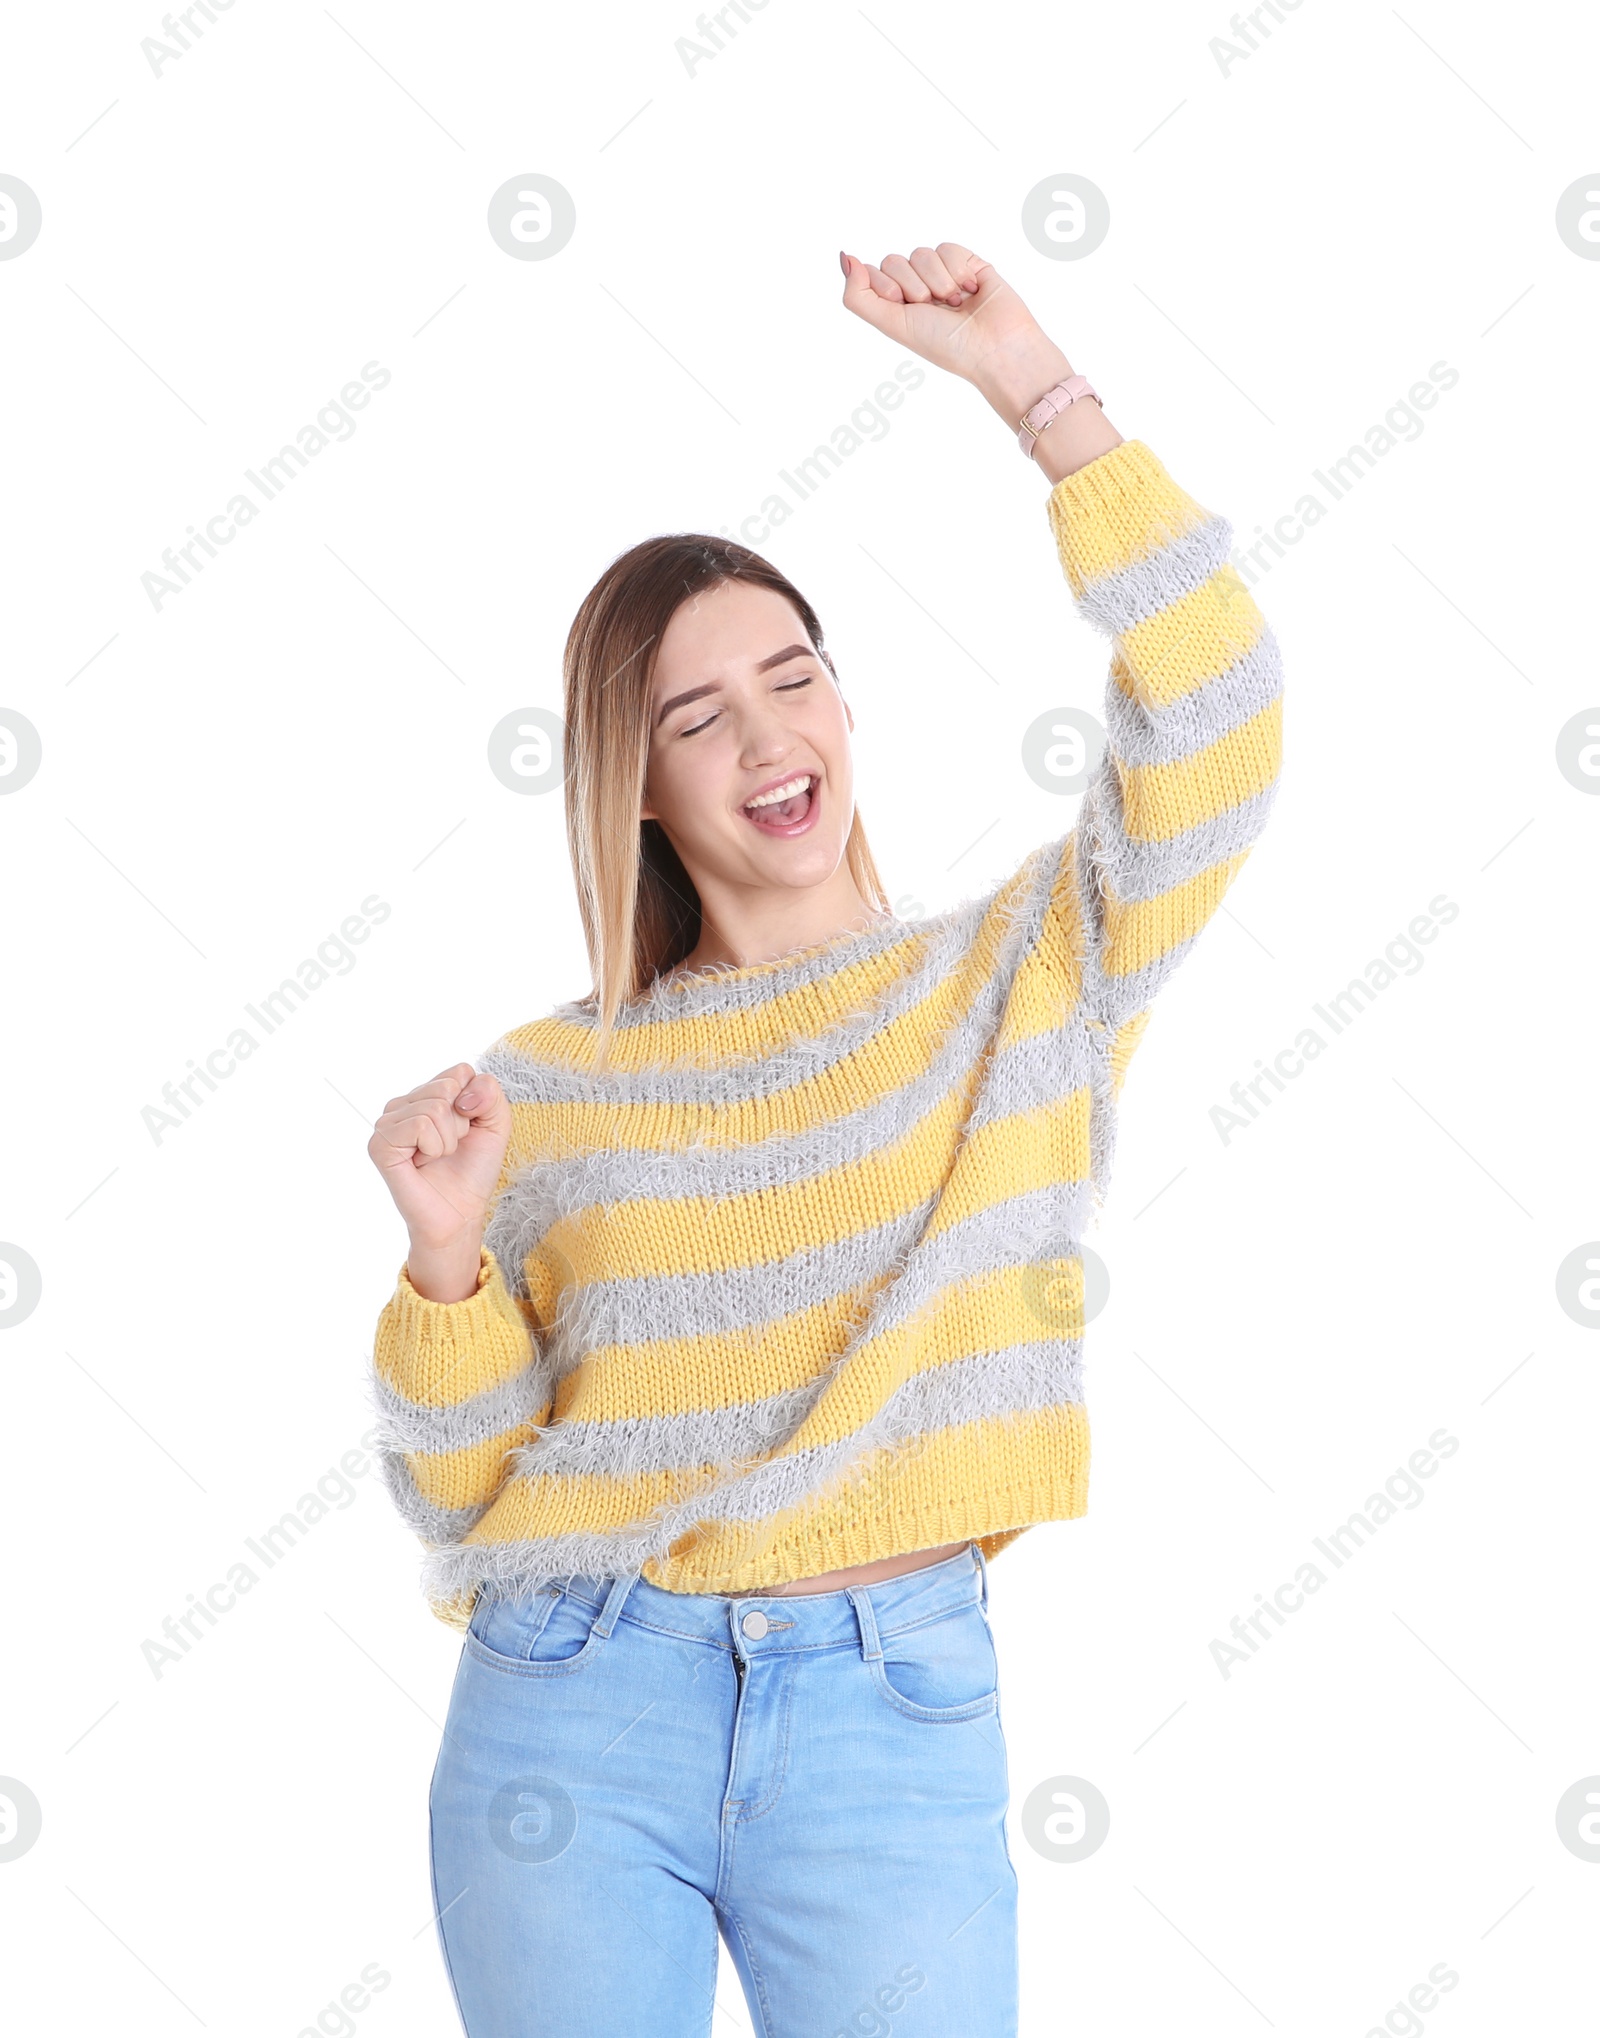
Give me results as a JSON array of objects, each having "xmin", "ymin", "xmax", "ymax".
[{"xmin": 561, "ymin": 533, "xmax": 889, "ymax": 1068}]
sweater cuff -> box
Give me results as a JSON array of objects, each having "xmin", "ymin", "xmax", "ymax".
[
  {"xmin": 378, "ymin": 1246, "xmax": 532, "ymax": 1406},
  {"xmin": 1044, "ymin": 439, "xmax": 1207, "ymax": 598}
]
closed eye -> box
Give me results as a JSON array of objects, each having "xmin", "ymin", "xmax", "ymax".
[{"xmin": 680, "ymin": 673, "xmax": 814, "ymax": 737}]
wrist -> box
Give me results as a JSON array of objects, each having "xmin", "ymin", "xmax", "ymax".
[
  {"xmin": 405, "ymin": 1232, "xmax": 488, "ymax": 1304},
  {"xmin": 972, "ymin": 331, "xmax": 1076, "ymax": 422},
  {"xmin": 972, "ymin": 333, "xmax": 1123, "ymax": 482}
]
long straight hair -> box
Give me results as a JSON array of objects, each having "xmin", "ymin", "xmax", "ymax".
[{"xmin": 561, "ymin": 533, "xmax": 889, "ymax": 1068}]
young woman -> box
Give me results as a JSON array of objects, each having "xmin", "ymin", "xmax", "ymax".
[{"xmin": 366, "ymin": 239, "xmax": 1283, "ymax": 2037}]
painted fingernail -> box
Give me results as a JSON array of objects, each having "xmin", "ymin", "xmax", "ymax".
[{"xmin": 839, "ymin": 250, "xmax": 850, "ymax": 276}]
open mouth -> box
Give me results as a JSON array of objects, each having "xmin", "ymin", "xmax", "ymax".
[{"xmin": 741, "ymin": 772, "xmax": 819, "ymax": 834}]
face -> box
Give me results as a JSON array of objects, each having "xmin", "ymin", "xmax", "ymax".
[{"xmin": 640, "ymin": 577, "xmax": 856, "ymax": 897}]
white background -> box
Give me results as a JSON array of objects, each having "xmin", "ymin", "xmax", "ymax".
[{"xmin": 4, "ymin": 1, "xmax": 1598, "ymax": 2032}]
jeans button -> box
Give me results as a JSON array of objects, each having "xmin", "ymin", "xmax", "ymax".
[{"xmin": 740, "ymin": 1609, "xmax": 770, "ymax": 1639}]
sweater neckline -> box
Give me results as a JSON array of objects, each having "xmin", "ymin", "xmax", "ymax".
[{"xmin": 646, "ymin": 908, "xmax": 906, "ymax": 998}]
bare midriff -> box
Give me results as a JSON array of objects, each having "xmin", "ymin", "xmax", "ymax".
[{"xmin": 729, "ymin": 1540, "xmax": 972, "ymax": 1598}]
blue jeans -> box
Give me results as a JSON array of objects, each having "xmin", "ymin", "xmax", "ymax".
[{"xmin": 428, "ymin": 1539, "xmax": 1019, "ymax": 2036}]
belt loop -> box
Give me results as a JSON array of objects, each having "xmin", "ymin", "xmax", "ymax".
[
  {"xmin": 589, "ymin": 1569, "xmax": 639, "ymax": 1640},
  {"xmin": 845, "ymin": 1583, "xmax": 883, "ymax": 1664},
  {"xmin": 972, "ymin": 1539, "xmax": 989, "ymax": 1613}
]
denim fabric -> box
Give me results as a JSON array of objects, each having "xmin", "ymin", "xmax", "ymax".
[{"xmin": 427, "ymin": 1540, "xmax": 1019, "ymax": 2036}]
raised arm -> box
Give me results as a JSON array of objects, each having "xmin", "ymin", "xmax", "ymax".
[
  {"xmin": 842, "ymin": 241, "xmax": 1283, "ymax": 1063},
  {"xmin": 1033, "ymin": 438, "xmax": 1282, "ymax": 1055}
]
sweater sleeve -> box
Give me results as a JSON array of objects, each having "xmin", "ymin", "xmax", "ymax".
[
  {"xmin": 1038, "ymin": 438, "xmax": 1283, "ymax": 1085},
  {"xmin": 367, "ymin": 1130, "xmax": 553, "ymax": 1564}
]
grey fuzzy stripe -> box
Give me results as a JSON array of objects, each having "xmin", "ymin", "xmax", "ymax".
[
  {"xmin": 551, "ymin": 906, "xmax": 928, "ymax": 1035},
  {"xmin": 1074, "ymin": 640, "xmax": 1281, "ymax": 931},
  {"xmin": 540, "ymin": 1200, "xmax": 937, "ymax": 1364},
  {"xmin": 1093, "ymin": 785, "xmax": 1281, "ymax": 909},
  {"xmin": 965, "ymin": 1016, "xmax": 1099, "ymax": 1134},
  {"xmin": 524, "ymin": 1157, "xmax": 1091, "ymax": 1412},
  {"xmin": 480, "ymin": 846, "xmax": 1064, "ymax": 1299},
  {"xmin": 484, "ymin": 960, "xmax": 1092, "ymax": 1318},
  {"xmin": 468, "ymin": 1175, "xmax": 1093, "ymax": 1574},
  {"xmin": 1073, "ymin": 511, "xmax": 1235, "ymax": 637},
  {"xmin": 1104, "ymin": 631, "xmax": 1283, "ymax": 774},
  {"xmin": 420, "ymin": 1337, "xmax": 1083, "ymax": 1605},
  {"xmin": 507, "ymin": 1335, "xmax": 1084, "ymax": 1487},
  {"xmin": 483, "ymin": 866, "xmax": 1030, "ymax": 1105},
  {"xmin": 484, "ymin": 1175, "xmax": 1094, "ymax": 1483},
  {"xmin": 371, "ymin": 1361, "xmax": 551, "ymax": 1457}
]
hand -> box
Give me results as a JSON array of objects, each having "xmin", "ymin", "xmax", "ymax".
[
  {"xmin": 839, "ymin": 241, "xmax": 1070, "ymax": 409},
  {"xmin": 368, "ymin": 1062, "xmax": 511, "ymax": 1254},
  {"xmin": 839, "ymin": 239, "xmax": 1122, "ymax": 480}
]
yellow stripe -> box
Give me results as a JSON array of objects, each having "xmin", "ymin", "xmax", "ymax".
[
  {"xmin": 467, "ymin": 1273, "xmax": 1090, "ymax": 1524},
  {"xmin": 998, "ymin": 903, "xmax": 1087, "ymax": 1042},
  {"xmin": 1046, "ymin": 440, "xmax": 1209, "ymax": 592},
  {"xmin": 462, "ymin": 1401, "xmax": 1092, "ymax": 1584},
  {"xmin": 465, "ymin": 1457, "xmax": 697, "ymax": 1542},
  {"xmin": 656, "ymin": 1401, "xmax": 1091, "ymax": 1592},
  {"xmin": 560, "ymin": 1250, "xmax": 1090, "ymax": 1425},
  {"xmin": 1111, "ymin": 1010, "xmax": 1152, "ymax": 1095},
  {"xmin": 923, "ymin": 1094, "xmax": 1092, "ymax": 1238},
  {"xmin": 1120, "ymin": 696, "xmax": 1283, "ymax": 843},
  {"xmin": 554, "ymin": 1283, "xmax": 882, "ymax": 1422},
  {"xmin": 406, "ymin": 1424, "xmax": 540, "ymax": 1512},
  {"xmin": 1102, "ymin": 849, "xmax": 1254, "ymax": 980},
  {"xmin": 783, "ymin": 1261, "xmax": 1088, "ymax": 1447},
  {"xmin": 545, "ymin": 1084, "xmax": 970, "ymax": 1282},
  {"xmin": 498, "ymin": 861, "xmax": 1035, "ymax": 1117},
  {"xmin": 374, "ymin": 1280, "xmax": 544, "ymax": 1408},
  {"xmin": 504, "ymin": 936, "xmax": 916, "ymax": 1072},
  {"xmin": 1118, "ymin": 562, "xmax": 1267, "ymax": 710}
]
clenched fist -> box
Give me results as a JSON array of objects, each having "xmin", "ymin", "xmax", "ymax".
[
  {"xmin": 838, "ymin": 238, "xmax": 1120, "ymax": 481},
  {"xmin": 840, "ymin": 241, "xmax": 1051, "ymax": 398},
  {"xmin": 368, "ymin": 1063, "xmax": 512, "ymax": 1270}
]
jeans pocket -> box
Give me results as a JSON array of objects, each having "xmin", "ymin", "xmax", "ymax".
[
  {"xmin": 867, "ymin": 1600, "xmax": 1000, "ymax": 1723},
  {"xmin": 466, "ymin": 1585, "xmax": 604, "ymax": 1676}
]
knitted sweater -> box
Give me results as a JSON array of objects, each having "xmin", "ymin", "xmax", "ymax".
[{"xmin": 370, "ymin": 439, "xmax": 1284, "ymax": 1628}]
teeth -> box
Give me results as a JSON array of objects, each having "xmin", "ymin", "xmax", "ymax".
[{"xmin": 744, "ymin": 774, "xmax": 813, "ymax": 811}]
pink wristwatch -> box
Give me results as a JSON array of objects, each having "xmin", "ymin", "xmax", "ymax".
[{"xmin": 1017, "ymin": 374, "xmax": 1103, "ymax": 458}]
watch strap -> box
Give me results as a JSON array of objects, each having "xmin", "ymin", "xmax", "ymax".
[{"xmin": 1017, "ymin": 374, "xmax": 1103, "ymax": 457}]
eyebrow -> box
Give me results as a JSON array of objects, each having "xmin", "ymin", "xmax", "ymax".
[{"xmin": 654, "ymin": 644, "xmax": 813, "ymax": 728}]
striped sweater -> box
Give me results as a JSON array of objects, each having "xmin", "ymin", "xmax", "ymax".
[{"xmin": 370, "ymin": 439, "xmax": 1284, "ymax": 1628}]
